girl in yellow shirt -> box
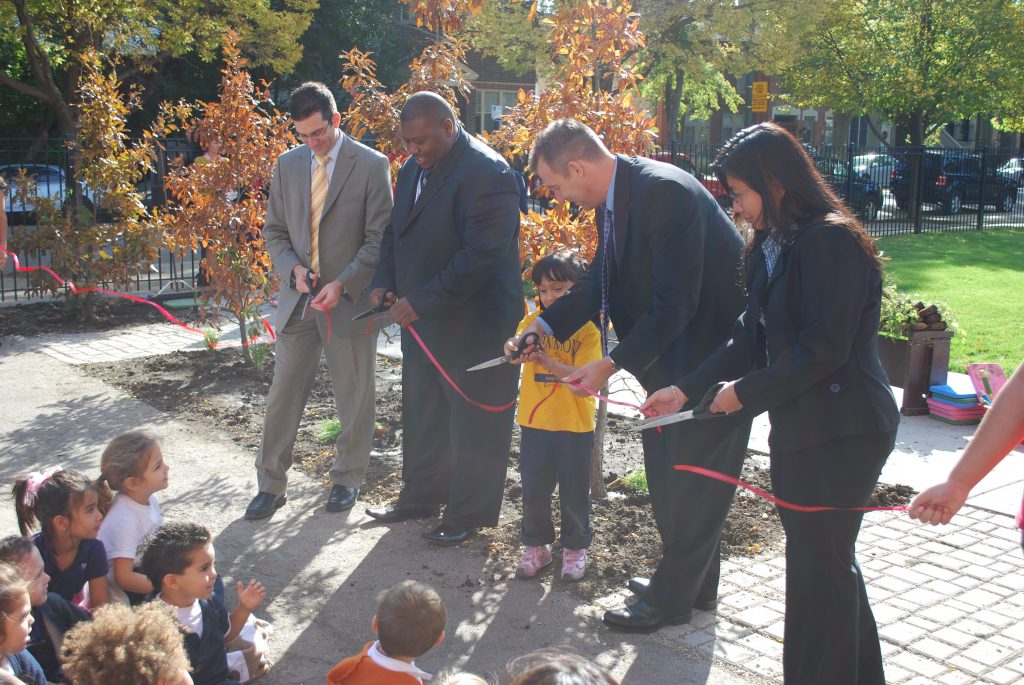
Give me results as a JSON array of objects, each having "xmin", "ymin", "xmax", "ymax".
[{"xmin": 510, "ymin": 251, "xmax": 602, "ymax": 581}]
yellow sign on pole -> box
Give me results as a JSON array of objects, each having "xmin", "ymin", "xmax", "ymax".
[{"xmin": 751, "ymin": 80, "xmax": 769, "ymax": 112}]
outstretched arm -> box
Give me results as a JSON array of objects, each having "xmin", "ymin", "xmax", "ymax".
[{"xmin": 909, "ymin": 364, "xmax": 1024, "ymax": 525}]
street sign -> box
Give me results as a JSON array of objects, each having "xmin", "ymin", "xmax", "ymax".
[{"xmin": 752, "ymin": 81, "xmax": 768, "ymax": 112}]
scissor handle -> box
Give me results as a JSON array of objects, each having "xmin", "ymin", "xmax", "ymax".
[
  {"xmin": 513, "ymin": 331, "xmax": 541, "ymax": 360},
  {"xmin": 692, "ymin": 381, "xmax": 726, "ymax": 417}
]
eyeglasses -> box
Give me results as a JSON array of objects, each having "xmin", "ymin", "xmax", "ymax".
[{"xmin": 295, "ymin": 123, "xmax": 332, "ymax": 141}]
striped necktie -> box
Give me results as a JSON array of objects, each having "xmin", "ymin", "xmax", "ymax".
[
  {"xmin": 310, "ymin": 153, "xmax": 330, "ymax": 273},
  {"xmin": 600, "ymin": 205, "xmax": 615, "ymax": 355}
]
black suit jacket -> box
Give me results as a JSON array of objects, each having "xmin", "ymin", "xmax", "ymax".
[
  {"xmin": 372, "ymin": 128, "xmax": 522, "ymax": 366},
  {"xmin": 541, "ymin": 155, "xmax": 746, "ymax": 393},
  {"xmin": 679, "ymin": 221, "xmax": 900, "ymax": 453}
]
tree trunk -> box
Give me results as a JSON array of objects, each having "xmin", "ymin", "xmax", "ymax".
[
  {"xmin": 831, "ymin": 112, "xmax": 852, "ymax": 146},
  {"xmin": 238, "ymin": 312, "xmax": 254, "ymax": 365},
  {"xmin": 662, "ymin": 68, "xmax": 684, "ymax": 145},
  {"xmin": 906, "ymin": 110, "xmax": 926, "ymax": 224},
  {"xmin": 590, "ymin": 385, "xmax": 609, "ymax": 499}
]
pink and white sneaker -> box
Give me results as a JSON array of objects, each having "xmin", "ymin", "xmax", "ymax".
[
  {"xmin": 561, "ymin": 548, "xmax": 587, "ymax": 581},
  {"xmin": 516, "ymin": 545, "xmax": 552, "ymax": 579}
]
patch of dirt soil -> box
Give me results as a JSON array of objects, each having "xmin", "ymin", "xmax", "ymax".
[
  {"xmin": 0, "ymin": 298, "xmax": 200, "ymax": 336},
  {"xmin": 81, "ymin": 345, "xmax": 914, "ymax": 602}
]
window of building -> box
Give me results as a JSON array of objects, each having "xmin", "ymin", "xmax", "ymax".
[{"xmin": 477, "ymin": 90, "xmax": 519, "ymax": 132}]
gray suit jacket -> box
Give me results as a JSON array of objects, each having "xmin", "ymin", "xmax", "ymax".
[{"xmin": 263, "ymin": 134, "xmax": 393, "ymax": 337}]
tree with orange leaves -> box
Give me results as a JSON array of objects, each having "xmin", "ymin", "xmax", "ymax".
[{"xmin": 157, "ymin": 32, "xmax": 295, "ymax": 365}]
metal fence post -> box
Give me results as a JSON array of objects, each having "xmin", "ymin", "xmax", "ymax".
[
  {"xmin": 976, "ymin": 147, "xmax": 987, "ymax": 231},
  {"xmin": 846, "ymin": 141, "xmax": 855, "ymax": 203},
  {"xmin": 913, "ymin": 146, "xmax": 924, "ymax": 234}
]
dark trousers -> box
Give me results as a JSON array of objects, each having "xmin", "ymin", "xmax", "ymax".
[
  {"xmin": 519, "ymin": 426, "xmax": 595, "ymax": 550},
  {"xmin": 771, "ymin": 431, "xmax": 895, "ymax": 685},
  {"xmin": 641, "ymin": 414, "xmax": 752, "ymax": 615},
  {"xmin": 398, "ymin": 339, "xmax": 517, "ymax": 529}
]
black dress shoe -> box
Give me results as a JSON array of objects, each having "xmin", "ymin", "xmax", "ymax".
[
  {"xmin": 421, "ymin": 523, "xmax": 475, "ymax": 546},
  {"xmin": 626, "ymin": 577, "xmax": 718, "ymax": 611},
  {"xmin": 326, "ymin": 485, "xmax": 359, "ymax": 512},
  {"xmin": 602, "ymin": 600, "xmax": 692, "ymax": 633},
  {"xmin": 244, "ymin": 492, "xmax": 287, "ymax": 520},
  {"xmin": 365, "ymin": 502, "xmax": 439, "ymax": 523}
]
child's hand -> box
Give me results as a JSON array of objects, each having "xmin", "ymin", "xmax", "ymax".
[{"xmin": 236, "ymin": 580, "xmax": 265, "ymax": 610}]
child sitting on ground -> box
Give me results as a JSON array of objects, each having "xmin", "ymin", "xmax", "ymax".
[
  {"xmin": 96, "ymin": 431, "xmax": 169, "ymax": 605},
  {"xmin": 141, "ymin": 522, "xmax": 265, "ymax": 685},
  {"xmin": 508, "ymin": 251, "xmax": 602, "ymax": 581},
  {"xmin": 501, "ymin": 650, "xmax": 618, "ymax": 685},
  {"xmin": 62, "ymin": 602, "xmax": 193, "ymax": 685},
  {"xmin": 0, "ymin": 536, "xmax": 90, "ymax": 684},
  {"xmin": 327, "ymin": 580, "xmax": 446, "ymax": 684},
  {"xmin": 13, "ymin": 468, "xmax": 109, "ymax": 608},
  {"xmin": 0, "ymin": 562, "xmax": 46, "ymax": 685}
]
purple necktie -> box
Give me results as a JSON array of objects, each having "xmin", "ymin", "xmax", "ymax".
[{"xmin": 600, "ymin": 205, "xmax": 615, "ymax": 355}]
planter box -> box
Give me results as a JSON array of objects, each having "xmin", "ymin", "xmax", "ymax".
[{"xmin": 877, "ymin": 330, "xmax": 955, "ymax": 415}]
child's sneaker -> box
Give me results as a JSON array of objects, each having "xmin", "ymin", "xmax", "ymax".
[
  {"xmin": 516, "ymin": 545, "xmax": 552, "ymax": 578},
  {"xmin": 561, "ymin": 548, "xmax": 587, "ymax": 581}
]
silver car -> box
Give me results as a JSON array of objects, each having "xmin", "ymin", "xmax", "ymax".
[
  {"xmin": 996, "ymin": 158, "xmax": 1023, "ymax": 186},
  {"xmin": 852, "ymin": 153, "xmax": 900, "ymax": 188},
  {"xmin": 0, "ymin": 163, "xmax": 95, "ymax": 215}
]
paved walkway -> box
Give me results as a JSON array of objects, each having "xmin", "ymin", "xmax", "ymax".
[{"xmin": 2, "ymin": 317, "xmax": 1022, "ymax": 684}]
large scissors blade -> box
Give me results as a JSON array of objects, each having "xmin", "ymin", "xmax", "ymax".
[
  {"xmin": 627, "ymin": 381, "xmax": 729, "ymax": 432},
  {"xmin": 352, "ymin": 304, "xmax": 389, "ymax": 321},
  {"xmin": 466, "ymin": 331, "xmax": 541, "ymax": 372},
  {"xmin": 466, "ymin": 354, "xmax": 515, "ymax": 372},
  {"xmin": 627, "ymin": 410, "xmax": 696, "ymax": 432}
]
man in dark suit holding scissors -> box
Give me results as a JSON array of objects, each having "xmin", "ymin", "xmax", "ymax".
[
  {"xmin": 365, "ymin": 92, "xmax": 522, "ymax": 546},
  {"xmin": 515, "ymin": 119, "xmax": 752, "ymax": 631}
]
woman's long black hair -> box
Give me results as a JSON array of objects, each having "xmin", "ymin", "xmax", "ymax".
[{"xmin": 713, "ymin": 122, "xmax": 883, "ymax": 275}]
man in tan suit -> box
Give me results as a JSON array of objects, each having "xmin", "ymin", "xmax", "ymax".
[{"xmin": 245, "ymin": 82, "xmax": 393, "ymax": 520}]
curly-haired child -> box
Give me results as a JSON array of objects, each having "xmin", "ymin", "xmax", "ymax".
[{"xmin": 62, "ymin": 602, "xmax": 192, "ymax": 685}]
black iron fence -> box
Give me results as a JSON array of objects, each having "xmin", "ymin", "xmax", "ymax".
[
  {"xmin": 1, "ymin": 137, "xmax": 201, "ymax": 303},
  {"xmin": 650, "ymin": 141, "xmax": 1024, "ymax": 237},
  {"xmin": 3, "ymin": 137, "xmax": 1022, "ymax": 302}
]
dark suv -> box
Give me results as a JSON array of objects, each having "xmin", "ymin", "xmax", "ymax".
[{"xmin": 890, "ymin": 151, "xmax": 1016, "ymax": 215}]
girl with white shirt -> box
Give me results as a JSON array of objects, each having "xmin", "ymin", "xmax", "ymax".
[{"xmin": 96, "ymin": 432, "xmax": 168, "ymax": 605}]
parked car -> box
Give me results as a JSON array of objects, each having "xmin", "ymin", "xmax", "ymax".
[
  {"xmin": 890, "ymin": 151, "xmax": 1016, "ymax": 215},
  {"xmin": 816, "ymin": 159, "xmax": 883, "ymax": 222},
  {"xmin": 852, "ymin": 153, "xmax": 900, "ymax": 187},
  {"xmin": 650, "ymin": 151, "xmax": 731, "ymax": 209},
  {"xmin": 0, "ymin": 163, "xmax": 95, "ymax": 216},
  {"xmin": 996, "ymin": 157, "xmax": 1023, "ymax": 187}
]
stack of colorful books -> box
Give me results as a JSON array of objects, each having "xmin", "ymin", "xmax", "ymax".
[{"xmin": 927, "ymin": 384, "xmax": 986, "ymax": 425}]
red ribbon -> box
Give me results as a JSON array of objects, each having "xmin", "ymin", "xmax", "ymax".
[
  {"xmin": 0, "ymin": 246, "xmax": 275, "ymax": 349},
  {"xmin": 404, "ymin": 323, "xmax": 516, "ymax": 413},
  {"xmin": 527, "ymin": 379, "xmax": 650, "ymax": 425},
  {"xmin": 674, "ymin": 464, "xmax": 908, "ymax": 512}
]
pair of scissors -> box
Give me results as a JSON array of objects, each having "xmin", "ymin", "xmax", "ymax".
[
  {"xmin": 466, "ymin": 332, "xmax": 541, "ymax": 372},
  {"xmin": 300, "ymin": 270, "xmax": 321, "ymax": 320},
  {"xmin": 628, "ymin": 382, "xmax": 729, "ymax": 432},
  {"xmin": 352, "ymin": 302, "xmax": 391, "ymax": 321}
]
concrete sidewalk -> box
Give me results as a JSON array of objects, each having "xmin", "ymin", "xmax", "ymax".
[{"xmin": 2, "ymin": 321, "xmax": 1023, "ymax": 684}]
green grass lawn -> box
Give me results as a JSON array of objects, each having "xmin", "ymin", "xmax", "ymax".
[{"xmin": 877, "ymin": 227, "xmax": 1022, "ymax": 375}]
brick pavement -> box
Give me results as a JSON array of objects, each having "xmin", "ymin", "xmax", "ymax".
[{"xmin": 598, "ymin": 502, "xmax": 1024, "ymax": 684}]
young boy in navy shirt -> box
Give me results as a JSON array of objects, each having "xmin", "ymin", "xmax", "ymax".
[{"xmin": 141, "ymin": 522, "xmax": 265, "ymax": 685}]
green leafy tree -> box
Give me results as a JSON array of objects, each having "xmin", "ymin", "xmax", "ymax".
[
  {"xmin": 14, "ymin": 52, "xmax": 157, "ymax": 320},
  {"xmin": 636, "ymin": 0, "xmax": 812, "ymax": 141},
  {"xmin": 0, "ymin": 0, "xmax": 315, "ymax": 138},
  {"xmin": 782, "ymin": 0, "xmax": 1024, "ymax": 147}
]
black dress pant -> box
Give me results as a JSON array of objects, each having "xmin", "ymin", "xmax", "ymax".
[
  {"xmin": 398, "ymin": 338, "xmax": 517, "ymax": 529},
  {"xmin": 770, "ymin": 431, "xmax": 895, "ymax": 685},
  {"xmin": 641, "ymin": 414, "xmax": 752, "ymax": 616}
]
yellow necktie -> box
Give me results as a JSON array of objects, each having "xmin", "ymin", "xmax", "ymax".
[{"xmin": 310, "ymin": 153, "xmax": 330, "ymax": 273}]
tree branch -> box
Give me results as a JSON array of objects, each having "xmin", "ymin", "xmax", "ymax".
[{"xmin": 0, "ymin": 71, "xmax": 51, "ymax": 101}]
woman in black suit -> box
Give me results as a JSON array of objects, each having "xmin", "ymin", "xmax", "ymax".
[{"xmin": 642, "ymin": 122, "xmax": 899, "ymax": 685}]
